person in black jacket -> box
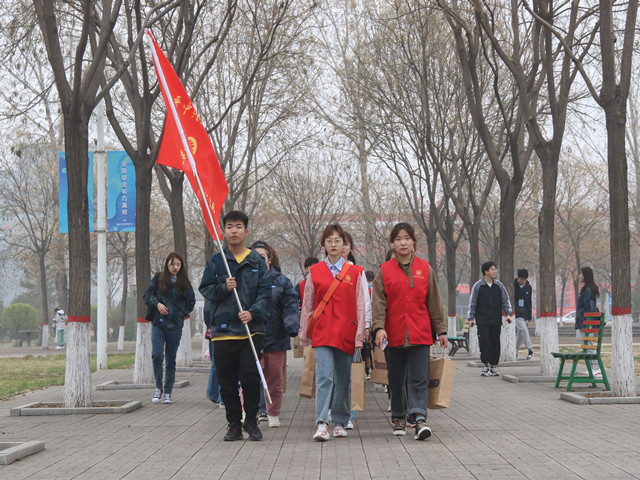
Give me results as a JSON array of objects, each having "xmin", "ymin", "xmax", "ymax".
[
  {"xmin": 252, "ymin": 241, "xmax": 299, "ymax": 429},
  {"xmin": 514, "ymin": 269, "xmax": 534, "ymax": 359},
  {"xmin": 199, "ymin": 211, "xmax": 271, "ymax": 442},
  {"xmin": 467, "ymin": 261, "xmax": 513, "ymax": 376},
  {"xmin": 144, "ymin": 252, "xmax": 196, "ymax": 404}
]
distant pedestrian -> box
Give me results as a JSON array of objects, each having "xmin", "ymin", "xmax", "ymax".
[
  {"xmin": 299, "ymin": 223, "xmax": 366, "ymax": 442},
  {"xmin": 467, "ymin": 261, "xmax": 512, "ymax": 376},
  {"xmin": 144, "ymin": 252, "xmax": 196, "ymax": 404},
  {"xmin": 53, "ymin": 308, "xmax": 67, "ymax": 349},
  {"xmin": 252, "ymin": 241, "xmax": 300, "ymax": 429},
  {"xmin": 513, "ymin": 269, "xmax": 534, "ymax": 359},
  {"xmin": 576, "ymin": 266, "xmax": 602, "ymax": 378},
  {"xmin": 371, "ymin": 222, "xmax": 448, "ymax": 440},
  {"xmin": 296, "ymin": 256, "xmax": 319, "ymax": 309}
]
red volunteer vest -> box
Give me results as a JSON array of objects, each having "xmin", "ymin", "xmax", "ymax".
[
  {"xmin": 381, "ymin": 257, "xmax": 433, "ymax": 347},
  {"xmin": 298, "ymin": 278, "xmax": 306, "ymax": 306},
  {"xmin": 309, "ymin": 262, "xmax": 363, "ymax": 355}
]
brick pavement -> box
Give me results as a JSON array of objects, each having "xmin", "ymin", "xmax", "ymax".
[{"xmin": 0, "ymin": 347, "xmax": 639, "ymax": 480}]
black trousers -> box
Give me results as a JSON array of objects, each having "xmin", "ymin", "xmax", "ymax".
[
  {"xmin": 477, "ymin": 324, "xmax": 502, "ymax": 366},
  {"xmin": 214, "ymin": 335, "xmax": 264, "ymax": 426}
]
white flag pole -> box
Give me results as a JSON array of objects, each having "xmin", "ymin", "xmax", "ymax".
[{"xmin": 146, "ymin": 30, "xmax": 272, "ymax": 404}]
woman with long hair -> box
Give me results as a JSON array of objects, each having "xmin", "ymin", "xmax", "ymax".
[
  {"xmin": 252, "ymin": 241, "xmax": 300, "ymax": 428},
  {"xmin": 371, "ymin": 222, "xmax": 448, "ymax": 440},
  {"xmin": 576, "ymin": 266, "xmax": 601, "ymax": 377},
  {"xmin": 300, "ymin": 224, "xmax": 366, "ymax": 441},
  {"xmin": 144, "ymin": 252, "xmax": 196, "ymax": 404}
]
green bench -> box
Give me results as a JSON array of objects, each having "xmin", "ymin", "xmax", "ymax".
[
  {"xmin": 447, "ymin": 320, "xmax": 469, "ymax": 356},
  {"xmin": 551, "ymin": 312, "xmax": 610, "ymax": 391}
]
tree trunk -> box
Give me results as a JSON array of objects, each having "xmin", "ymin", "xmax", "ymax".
[
  {"xmin": 63, "ymin": 117, "xmax": 93, "ymax": 408},
  {"xmin": 39, "ymin": 253, "xmax": 49, "ymax": 342},
  {"xmin": 357, "ymin": 143, "xmax": 375, "ymax": 270},
  {"xmin": 467, "ymin": 223, "xmax": 481, "ymax": 288},
  {"xmin": 118, "ymin": 251, "xmax": 128, "ymax": 351},
  {"xmin": 500, "ymin": 317, "xmax": 516, "ymax": 363},
  {"xmin": 41, "ymin": 323, "xmax": 49, "ymax": 350},
  {"xmin": 64, "ymin": 322, "xmax": 92, "ymax": 407},
  {"xmin": 133, "ymin": 167, "xmax": 154, "ymax": 384},
  {"xmin": 55, "ymin": 270, "xmax": 68, "ymax": 312},
  {"xmin": 117, "ymin": 324, "xmax": 125, "ymax": 351},
  {"xmin": 469, "ymin": 325, "xmax": 480, "ymax": 357},
  {"xmin": 538, "ymin": 316, "xmax": 559, "ymax": 376},
  {"xmin": 605, "ymin": 99, "xmax": 636, "ymax": 396},
  {"xmin": 176, "ymin": 320, "xmax": 193, "ymax": 367},
  {"xmin": 537, "ymin": 154, "xmax": 560, "ymax": 376},
  {"xmin": 168, "ymin": 172, "xmax": 188, "ymax": 267}
]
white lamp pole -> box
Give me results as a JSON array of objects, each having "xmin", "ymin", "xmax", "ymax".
[{"xmin": 96, "ymin": 100, "xmax": 108, "ymax": 370}]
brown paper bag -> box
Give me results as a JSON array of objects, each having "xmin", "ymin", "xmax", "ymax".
[
  {"xmin": 350, "ymin": 361, "xmax": 366, "ymax": 411},
  {"xmin": 369, "ymin": 347, "xmax": 389, "ymax": 385},
  {"xmin": 299, "ymin": 345, "xmax": 316, "ymax": 398},
  {"xmin": 428, "ymin": 356, "xmax": 455, "ymax": 409},
  {"xmin": 292, "ymin": 336, "xmax": 304, "ymax": 358}
]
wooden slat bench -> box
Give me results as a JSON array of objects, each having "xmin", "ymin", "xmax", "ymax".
[
  {"xmin": 551, "ymin": 312, "xmax": 610, "ymax": 391},
  {"xmin": 447, "ymin": 320, "xmax": 469, "ymax": 356}
]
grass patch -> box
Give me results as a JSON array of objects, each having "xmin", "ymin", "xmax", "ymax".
[{"xmin": 0, "ymin": 353, "xmax": 136, "ymax": 401}]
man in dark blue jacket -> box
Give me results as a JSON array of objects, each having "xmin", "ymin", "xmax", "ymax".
[
  {"xmin": 514, "ymin": 269, "xmax": 534, "ymax": 359},
  {"xmin": 199, "ymin": 211, "xmax": 271, "ymax": 441}
]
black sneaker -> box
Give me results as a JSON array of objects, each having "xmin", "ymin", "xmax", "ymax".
[
  {"xmin": 243, "ymin": 421, "xmax": 263, "ymax": 441},
  {"xmin": 223, "ymin": 422, "xmax": 243, "ymax": 441},
  {"xmin": 489, "ymin": 365, "xmax": 499, "ymax": 376},
  {"xmin": 258, "ymin": 412, "xmax": 268, "ymax": 423},
  {"xmin": 481, "ymin": 364, "xmax": 490, "ymax": 376},
  {"xmin": 414, "ymin": 419, "xmax": 432, "ymax": 441}
]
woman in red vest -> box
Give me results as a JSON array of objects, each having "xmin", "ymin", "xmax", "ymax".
[
  {"xmin": 371, "ymin": 222, "xmax": 448, "ymax": 440},
  {"xmin": 299, "ymin": 224, "xmax": 366, "ymax": 442}
]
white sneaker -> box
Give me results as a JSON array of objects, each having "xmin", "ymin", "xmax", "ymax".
[
  {"xmin": 593, "ymin": 370, "xmax": 603, "ymax": 379},
  {"xmin": 163, "ymin": 393, "xmax": 173, "ymax": 404},
  {"xmin": 333, "ymin": 425, "xmax": 348, "ymax": 438},
  {"xmin": 152, "ymin": 388, "xmax": 162, "ymax": 403},
  {"xmin": 268, "ymin": 415, "xmax": 280, "ymax": 428},
  {"xmin": 313, "ymin": 422, "xmax": 330, "ymax": 442},
  {"xmin": 346, "ymin": 420, "xmax": 354, "ymax": 430}
]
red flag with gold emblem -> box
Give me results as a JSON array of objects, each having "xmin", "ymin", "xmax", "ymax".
[{"xmin": 147, "ymin": 31, "xmax": 228, "ymax": 238}]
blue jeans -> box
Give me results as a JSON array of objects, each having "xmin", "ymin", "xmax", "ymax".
[
  {"xmin": 206, "ymin": 342, "xmax": 222, "ymax": 403},
  {"xmin": 151, "ymin": 326, "xmax": 182, "ymax": 394},
  {"xmin": 315, "ymin": 346, "xmax": 352, "ymax": 427}
]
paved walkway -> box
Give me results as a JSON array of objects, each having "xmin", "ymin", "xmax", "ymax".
[{"xmin": 1, "ymin": 347, "xmax": 639, "ymax": 480}]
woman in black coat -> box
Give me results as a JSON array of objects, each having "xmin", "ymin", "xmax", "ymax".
[{"xmin": 144, "ymin": 252, "xmax": 196, "ymax": 404}]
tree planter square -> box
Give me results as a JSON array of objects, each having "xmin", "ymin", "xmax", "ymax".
[
  {"xmin": 96, "ymin": 380, "xmax": 189, "ymax": 390},
  {"xmin": 9, "ymin": 400, "xmax": 142, "ymax": 416},
  {"xmin": 0, "ymin": 441, "xmax": 45, "ymax": 465},
  {"xmin": 560, "ymin": 391, "xmax": 640, "ymax": 405}
]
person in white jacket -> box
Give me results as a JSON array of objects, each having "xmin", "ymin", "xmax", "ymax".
[{"xmin": 53, "ymin": 308, "xmax": 67, "ymax": 349}]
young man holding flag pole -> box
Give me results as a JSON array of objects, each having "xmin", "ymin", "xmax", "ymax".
[{"xmin": 146, "ymin": 30, "xmax": 272, "ymax": 440}]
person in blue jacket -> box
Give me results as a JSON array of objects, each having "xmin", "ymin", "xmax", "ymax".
[
  {"xmin": 252, "ymin": 241, "xmax": 300, "ymax": 428},
  {"xmin": 199, "ymin": 211, "xmax": 271, "ymax": 442},
  {"xmin": 144, "ymin": 252, "xmax": 195, "ymax": 405}
]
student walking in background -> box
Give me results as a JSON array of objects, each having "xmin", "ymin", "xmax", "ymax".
[
  {"xmin": 514, "ymin": 269, "xmax": 534, "ymax": 359},
  {"xmin": 299, "ymin": 224, "xmax": 366, "ymax": 442},
  {"xmin": 371, "ymin": 222, "xmax": 448, "ymax": 440},
  {"xmin": 252, "ymin": 241, "xmax": 300, "ymax": 428},
  {"xmin": 144, "ymin": 252, "xmax": 196, "ymax": 404},
  {"xmin": 468, "ymin": 261, "xmax": 512, "ymax": 377}
]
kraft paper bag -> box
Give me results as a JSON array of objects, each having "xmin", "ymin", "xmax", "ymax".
[
  {"xmin": 428, "ymin": 356, "xmax": 455, "ymax": 409},
  {"xmin": 369, "ymin": 347, "xmax": 389, "ymax": 385},
  {"xmin": 351, "ymin": 360, "xmax": 366, "ymax": 411},
  {"xmin": 299, "ymin": 345, "xmax": 316, "ymax": 398},
  {"xmin": 292, "ymin": 336, "xmax": 304, "ymax": 358}
]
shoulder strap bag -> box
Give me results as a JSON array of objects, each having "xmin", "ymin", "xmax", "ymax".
[{"xmin": 306, "ymin": 262, "xmax": 352, "ymax": 338}]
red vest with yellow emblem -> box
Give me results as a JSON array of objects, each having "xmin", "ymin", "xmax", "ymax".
[
  {"xmin": 309, "ymin": 261, "xmax": 363, "ymax": 354},
  {"xmin": 380, "ymin": 257, "xmax": 433, "ymax": 347}
]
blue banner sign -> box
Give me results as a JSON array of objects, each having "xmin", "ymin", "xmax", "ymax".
[
  {"xmin": 59, "ymin": 151, "xmax": 94, "ymax": 233},
  {"xmin": 107, "ymin": 151, "xmax": 136, "ymax": 231}
]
